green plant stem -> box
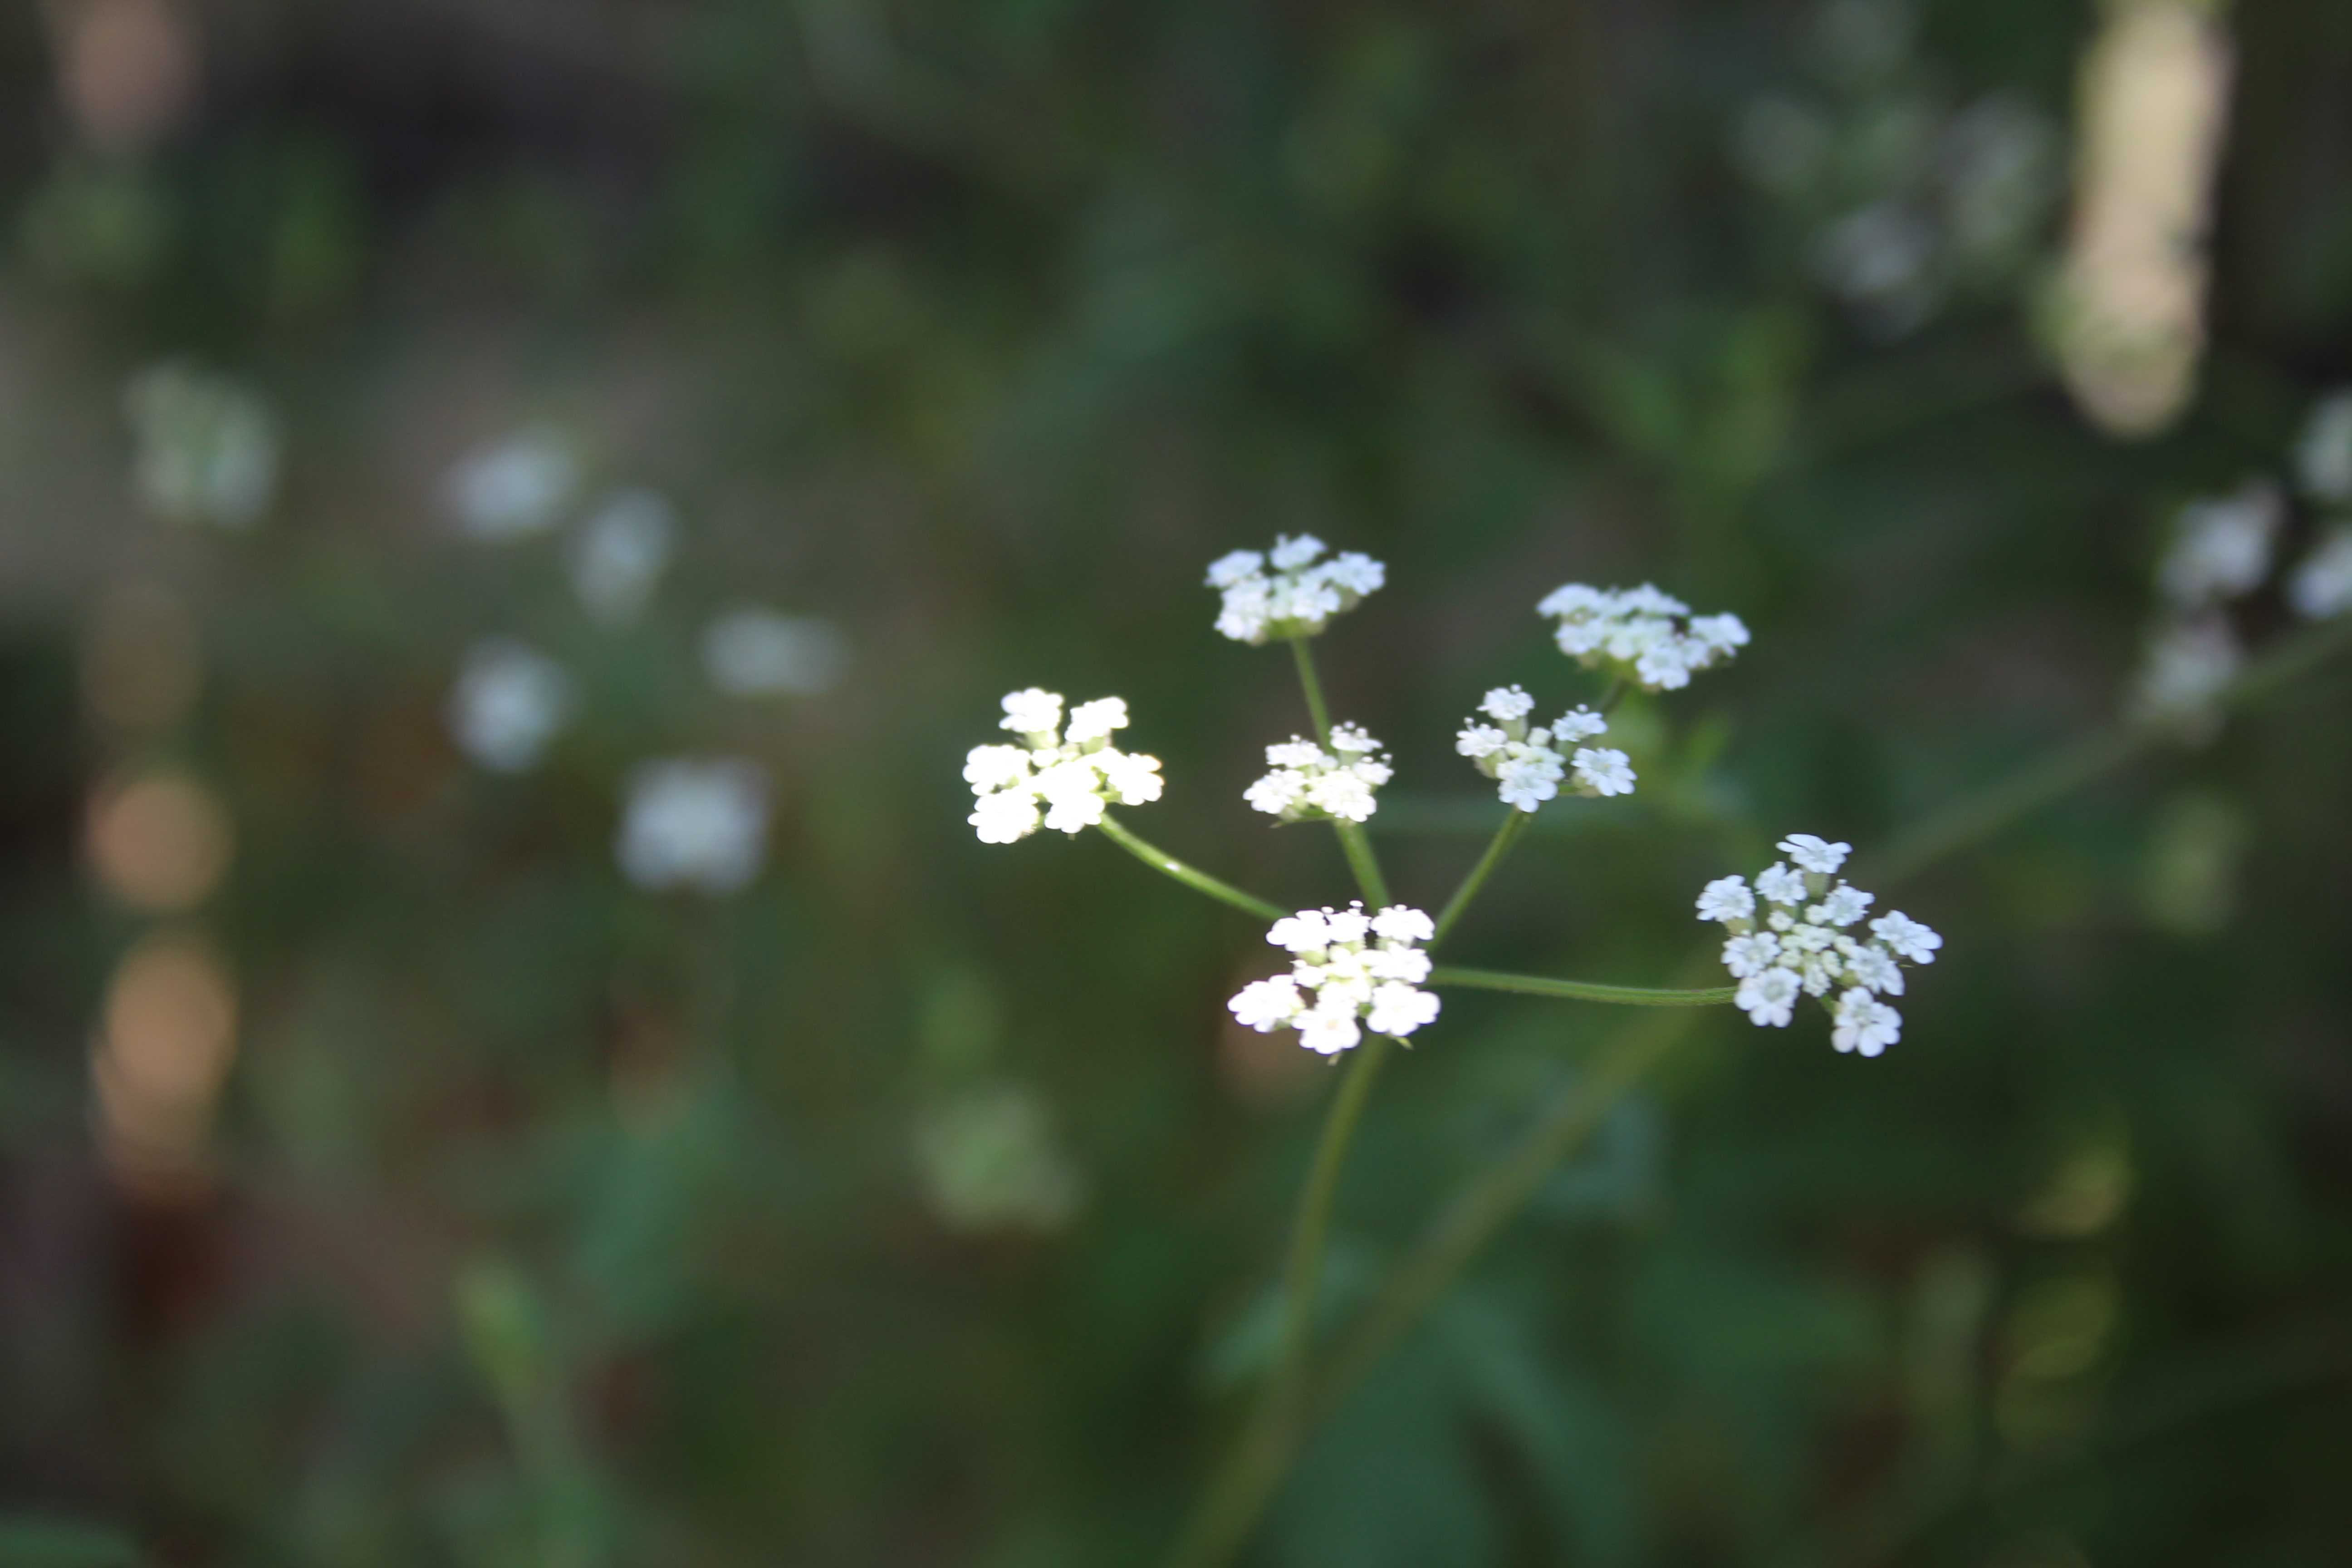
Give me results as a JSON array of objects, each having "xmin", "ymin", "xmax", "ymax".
[
  {"xmin": 1868, "ymin": 611, "xmax": 2352, "ymax": 886},
  {"xmin": 1430, "ymin": 809, "xmax": 1529, "ymax": 948},
  {"xmin": 1314, "ymin": 999, "xmax": 1700, "ymax": 1416},
  {"xmin": 1287, "ymin": 634, "xmax": 1334, "ymax": 740},
  {"xmin": 1165, "ymin": 1033, "xmax": 1396, "ymax": 1568},
  {"xmin": 1428, "ymin": 966, "xmax": 1738, "ymax": 1008},
  {"xmin": 1095, "ymin": 813, "xmax": 1285, "ymax": 922}
]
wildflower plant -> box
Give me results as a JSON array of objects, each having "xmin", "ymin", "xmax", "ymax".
[{"xmin": 965, "ymin": 534, "xmax": 1964, "ymax": 1568}]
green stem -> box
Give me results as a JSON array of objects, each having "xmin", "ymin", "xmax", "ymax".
[
  {"xmin": 1429, "ymin": 965, "xmax": 1738, "ymax": 1008},
  {"xmin": 1314, "ymin": 1000, "xmax": 1699, "ymax": 1416},
  {"xmin": 1287, "ymin": 635, "xmax": 1334, "ymax": 741},
  {"xmin": 1166, "ymin": 1035, "xmax": 1393, "ymax": 1568},
  {"xmin": 1430, "ymin": 810, "xmax": 1530, "ymax": 948},
  {"xmin": 1866, "ymin": 611, "xmax": 2352, "ymax": 887},
  {"xmin": 1096, "ymin": 813, "xmax": 1285, "ymax": 922}
]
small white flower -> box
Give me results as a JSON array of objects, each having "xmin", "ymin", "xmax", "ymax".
[
  {"xmin": 1371, "ymin": 906, "xmax": 1435, "ymax": 943},
  {"xmin": 1229, "ymin": 976, "xmax": 1305, "ymax": 1032},
  {"xmin": 1539, "ymin": 582, "xmax": 1750, "ymax": 691},
  {"xmin": 970, "ymin": 788, "xmax": 1043, "ymax": 845},
  {"xmin": 1777, "ymin": 833, "xmax": 1852, "ymax": 874},
  {"xmin": 703, "ymin": 608, "xmax": 849, "ymax": 696},
  {"xmin": 1494, "ymin": 755, "xmax": 1562, "ymax": 813},
  {"xmin": 1696, "ymin": 875, "xmax": 1755, "ymax": 923},
  {"xmin": 1205, "ymin": 549, "xmax": 1265, "ymax": 589},
  {"xmin": 1754, "ymin": 863, "xmax": 1808, "ymax": 906},
  {"xmin": 123, "ymin": 363, "xmax": 281, "ymax": 530},
  {"xmin": 445, "ymin": 427, "xmax": 577, "ymax": 542},
  {"xmin": 1247, "ymin": 729, "xmax": 1391, "ymax": 824},
  {"xmin": 1817, "ymin": 885, "xmax": 1873, "ymax": 926},
  {"xmin": 1232, "ymin": 902, "xmax": 1441, "ymax": 1054},
  {"xmin": 1205, "ymin": 537, "xmax": 1386, "ymax": 643},
  {"xmin": 2288, "ymin": 528, "xmax": 2352, "ymax": 620},
  {"xmin": 617, "ymin": 758, "xmax": 768, "ymax": 893},
  {"xmin": 1736, "ymin": 968, "xmax": 1801, "ymax": 1028},
  {"xmin": 1001, "ymin": 688, "xmax": 1063, "ymax": 736},
  {"xmin": 1845, "ymin": 946, "xmax": 1905, "ymax": 996},
  {"xmin": 1064, "ymin": 697, "xmax": 1130, "ymax": 744},
  {"xmin": 1480, "ymin": 686, "xmax": 1536, "ymax": 721},
  {"xmin": 1831, "ymin": 988, "xmax": 1902, "ymax": 1056},
  {"xmin": 1722, "ymin": 932, "xmax": 1781, "ymax": 978},
  {"xmin": 1269, "ymin": 534, "xmax": 1326, "ymax": 571},
  {"xmin": 569, "ymin": 490, "xmax": 675, "ymax": 623},
  {"xmin": 2295, "ymin": 390, "xmax": 2352, "ymax": 503},
  {"xmin": 1298, "ymin": 1010, "xmax": 1363, "ymax": 1057},
  {"xmin": 1571, "ymin": 747, "xmax": 1636, "ymax": 797},
  {"xmin": 1367, "ymin": 983, "xmax": 1442, "ymax": 1038},
  {"xmin": 1868, "ymin": 911, "xmax": 1942, "ymax": 964},
  {"xmin": 1456, "ymin": 723, "xmax": 1508, "ymax": 759},
  {"xmin": 1322, "ymin": 552, "xmax": 1386, "ymax": 595},
  {"xmin": 963, "ymin": 745, "xmax": 1031, "ymax": 792},
  {"xmin": 1552, "ymin": 707, "xmax": 1609, "ymax": 743},
  {"xmin": 448, "ymin": 639, "xmax": 573, "ymax": 773}
]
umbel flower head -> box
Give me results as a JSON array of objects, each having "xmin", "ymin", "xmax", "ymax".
[
  {"xmin": 1206, "ymin": 535, "xmax": 1386, "ymax": 645},
  {"xmin": 1695, "ymin": 833, "xmax": 1941, "ymax": 1057},
  {"xmin": 965, "ymin": 689, "xmax": 1165, "ymax": 844},
  {"xmin": 1228, "ymin": 903, "xmax": 1441, "ymax": 1056},
  {"xmin": 1537, "ymin": 583, "xmax": 1749, "ymax": 692},
  {"xmin": 1454, "ymin": 685, "xmax": 1633, "ymax": 811},
  {"xmin": 1245, "ymin": 724, "xmax": 1393, "ymax": 824}
]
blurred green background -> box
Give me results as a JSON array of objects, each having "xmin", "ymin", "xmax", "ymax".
[{"xmin": 4, "ymin": 1, "xmax": 2352, "ymax": 1564}]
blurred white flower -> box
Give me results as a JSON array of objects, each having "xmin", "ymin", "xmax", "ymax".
[
  {"xmin": 446, "ymin": 428, "xmax": 577, "ymax": 542},
  {"xmin": 122, "ymin": 363, "xmax": 280, "ymax": 529},
  {"xmin": 2158, "ymin": 481, "xmax": 2280, "ymax": 608},
  {"xmin": 2129, "ymin": 615, "xmax": 2240, "ymax": 741},
  {"xmin": 703, "ymin": 608, "xmax": 850, "ymax": 696},
  {"xmin": 1700, "ymin": 836, "xmax": 1938, "ymax": 1053},
  {"xmin": 1228, "ymin": 902, "xmax": 1440, "ymax": 1055},
  {"xmin": 2295, "ymin": 391, "xmax": 2352, "ymax": 504},
  {"xmin": 1814, "ymin": 201, "xmax": 1938, "ymax": 333},
  {"xmin": 965, "ymin": 689, "xmax": 1163, "ymax": 844},
  {"xmin": 617, "ymin": 758, "xmax": 769, "ymax": 893},
  {"xmin": 569, "ymin": 490, "xmax": 675, "ymax": 623},
  {"xmin": 2288, "ymin": 527, "xmax": 2352, "ymax": 620},
  {"xmin": 447, "ymin": 639, "xmax": 573, "ymax": 774},
  {"xmin": 1246, "ymin": 724, "xmax": 1392, "ymax": 824},
  {"xmin": 1206, "ymin": 536, "xmax": 1386, "ymax": 644},
  {"xmin": 911, "ymin": 1082, "xmax": 1086, "ymax": 1235}
]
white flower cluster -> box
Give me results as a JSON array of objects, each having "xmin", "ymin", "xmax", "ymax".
[
  {"xmin": 1537, "ymin": 583, "xmax": 1750, "ymax": 692},
  {"xmin": 1454, "ymin": 686, "xmax": 1633, "ymax": 811},
  {"xmin": 1205, "ymin": 535, "xmax": 1385, "ymax": 645},
  {"xmin": 965, "ymin": 690, "xmax": 1165, "ymax": 843},
  {"xmin": 1695, "ymin": 833, "xmax": 1941, "ymax": 1056},
  {"xmin": 1244, "ymin": 724, "xmax": 1392, "ymax": 824},
  {"xmin": 1227, "ymin": 904, "xmax": 1441, "ymax": 1056}
]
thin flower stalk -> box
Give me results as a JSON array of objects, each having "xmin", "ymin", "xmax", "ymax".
[{"xmin": 1094, "ymin": 813, "xmax": 1285, "ymax": 923}]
